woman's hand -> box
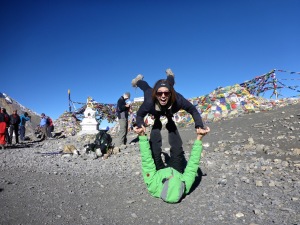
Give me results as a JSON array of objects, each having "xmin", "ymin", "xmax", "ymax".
[
  {"xmin": 134, "ymin": 126, "xmax": 146, "ymax": 136},
  {"xmin": 196, "ymin": 127, "xmax": 210, "ymax": 140}
]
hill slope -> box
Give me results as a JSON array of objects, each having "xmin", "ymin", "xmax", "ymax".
[{"xmin": 0, "ymin": 92, "xmax": 40, "ymax": 137}]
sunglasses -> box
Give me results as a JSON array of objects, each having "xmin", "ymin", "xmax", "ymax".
[{"xmin": 156, "ymin": 91, "xmax": 171, "ymax": 97}]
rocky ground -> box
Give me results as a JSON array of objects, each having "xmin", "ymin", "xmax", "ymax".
[{"xmin": 0, "ymin": 103, "xmax": 299, "ymax": 225}]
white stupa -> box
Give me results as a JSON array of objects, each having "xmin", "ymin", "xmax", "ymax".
[{"xmin": 78, "ymin": 97, "xmax": 99, "ymax": 135}]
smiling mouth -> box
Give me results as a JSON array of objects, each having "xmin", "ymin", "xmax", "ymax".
[{"xmin": 159, "ymin": 98, "xmax": 168, "ymax": 105}]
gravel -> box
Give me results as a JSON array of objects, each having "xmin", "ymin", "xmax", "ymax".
[{"xmin": 0, "ymin": 103, "xmax": 299, "ymax": 225}]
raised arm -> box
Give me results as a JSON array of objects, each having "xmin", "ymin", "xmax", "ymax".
[
  {"xmin": 134, "ymin": 126, "xmax": 157, "ymax": 184},
  {"xmin": 182, "ymin": 127, "xmax": 210, "ymax": 193}
]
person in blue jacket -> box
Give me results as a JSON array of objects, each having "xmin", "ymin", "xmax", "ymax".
[
  {"xmin": 19, "ymin": 112, "xmax": 31, "ymax": 141},
  {"xmin": 132, "ymin": 69, "xmax": 207, "ymax": 173}
]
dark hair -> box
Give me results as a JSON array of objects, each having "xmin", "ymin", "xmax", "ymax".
[
  {"xmin": 24, "ymin": 112, "xmax": 28, "ymax": 116},
  {"xmin": 152, "ymin": 79, "xmax": 176, "ymax": 104}
]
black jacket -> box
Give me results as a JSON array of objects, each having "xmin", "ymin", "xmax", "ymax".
[
  {"xmin": 117, "ymin": 96, "xmax": 129, "ymax": 120},
  {"xmin": 10, "ymin": 114, "xmax": 21, "ymax": 126},
  {"xmin": 136, "ymin": 91, "xmax": 204, "ymax": 129}
]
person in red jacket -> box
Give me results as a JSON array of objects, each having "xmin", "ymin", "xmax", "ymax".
[
  {"xmin": 46, "ymin": 116, "xmax": 54, "ymax": 138},
  {"xmin": 1, "ymin": 108, "xmax": 10, "ymax": 145},
  {"xmin": 0, "ymin": 108, "xmax": 7, "ymax": 149}
]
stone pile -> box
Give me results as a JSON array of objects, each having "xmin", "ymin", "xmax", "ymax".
[
  {"xmin": 52, "ymin": 112, "xmax": 82, "ymax": 137},
  {"xmin": 184, "ymin": 84, "xmax": 299, "ymax": 125}
]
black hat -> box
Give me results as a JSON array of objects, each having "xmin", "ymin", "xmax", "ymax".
[{"xmin": 154, "ymin": 80, "xmax": 171, "ymax": 92}]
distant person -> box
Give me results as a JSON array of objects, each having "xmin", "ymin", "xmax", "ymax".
[
  {"xmin": 134, "ymin": 125, "xmax": 210, "ymax": 203},
  {"xmin": 19, "ymin": 112, "xmax": 31, "ymax": 142},
  {"xmin": 46, "ymin": 116, "xmax": 54, "ymax": 138},
  {"xmin": 0, "ymin": 109, "xmax": 7, "ymax": 149},
  {"xmin": 1, "ymin": 108, "xmax": 10, "ymax": 145},
  {"xmin": 39, "ymin": 113, "xmax": 48, "ymax": 140},
  {"xmin": 116, "ymin": 92, "xmax": 131, "ymax": 147},
  {"xmin": 128, "ymin": 116, "xmax": 136, "ymax": 133},
  {"xmin": 9, "ymin": 110, "xmax": 21, "ymax": 144},
  {"xmin": 131, "ymin": 69, "xmax": 207, "ymax": 172}
]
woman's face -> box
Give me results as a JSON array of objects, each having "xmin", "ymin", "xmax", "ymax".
[{"xmin": 156, "ymin": 87, "xmax": 171, "ymax": 106}]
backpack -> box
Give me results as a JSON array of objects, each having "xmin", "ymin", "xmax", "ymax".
[
  {"xmin": 94, "ymin": 130, "xmax": 112, "ymax": 154},
  {"xmin": 46, "ymin": 117, "xmax": 52, "ymax": 126}
]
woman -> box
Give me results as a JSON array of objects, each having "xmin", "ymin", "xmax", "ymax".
[
  {"xmin": 0, "ymin": 109, "xmax": 6, "ymax": 149},
  {"xmin": 132, "ymin": 69, "xmax": 207, "ymax": 173}
]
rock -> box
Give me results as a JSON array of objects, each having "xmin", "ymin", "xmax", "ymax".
[
  {"xmin": 293, "ymin": 148, "xmax": 300, "ymax": 155},
  {"xmin": 255, "ymin": 181, "xmax": 263, "ymax": 187},
  {"xmin": 235, "ymin": 212, "xmax": 244, "ymax": 218},
  {"xmin": 113, "ymin": 147, "xmax": 120, "ymax": 154}
]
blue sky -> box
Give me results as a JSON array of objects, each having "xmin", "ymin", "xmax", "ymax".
[{"xmin": 1, "ymin": 0, "xmax": 299, "ymax": 128}]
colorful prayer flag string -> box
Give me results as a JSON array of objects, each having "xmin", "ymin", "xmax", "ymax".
[
  {"xmin": 240, "ymin": 69, "xmax": 300, "ymax": 99},
  {"xmin": 275, "ymin": 69, "xmax": 300, "ymax": 75}
]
